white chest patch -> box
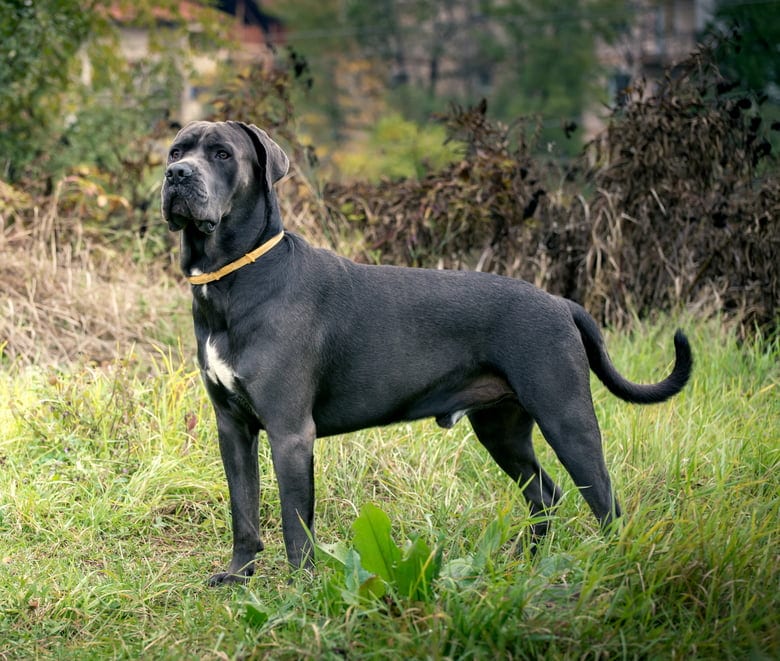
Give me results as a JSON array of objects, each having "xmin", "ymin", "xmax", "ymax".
[
  {"xmin": 204, "ymin": 337, "xmax": 236, "ymax": 392},
  {"xmin": 190, "ymin": 269, "xmax": 208, "ymax": 299}
]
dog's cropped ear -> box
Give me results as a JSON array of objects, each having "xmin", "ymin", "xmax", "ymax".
[{"xmin": 230, "ymin": 121, "xmax": 289, "ymax": 186}]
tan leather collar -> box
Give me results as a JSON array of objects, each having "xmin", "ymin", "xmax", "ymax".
[{"xmin": 187, "ymin": 231, "xmax": 285, "ymax": 285}]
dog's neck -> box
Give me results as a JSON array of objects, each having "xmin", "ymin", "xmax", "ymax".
[{"xmin": 179, "ymin": 192, "xmax": 284, "ymax": 280}]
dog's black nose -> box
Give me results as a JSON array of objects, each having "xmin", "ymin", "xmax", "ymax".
[{"xmin": 166, "ymin": 162, "xmax": 193, "ymax": 183}]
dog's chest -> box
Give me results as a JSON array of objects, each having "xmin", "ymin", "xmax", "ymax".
[
  {"xmin": 199, "ymin": 334, "xmax": 237, "ymax": 392},
  {"xmin": 192, "ymin": 291, "xmax": 239, "ymax": 392},
  {"xmin": 191, "ymin": 277, "xmax": 209, "ymax": 300}
]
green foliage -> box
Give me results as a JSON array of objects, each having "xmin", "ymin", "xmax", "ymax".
[
  {"xmin": 711, "ymin": 0, "xmax": 780, "ymax": 96},
  {"xmin": 489, "ymin": 0, "xmax": 626, "ymax": 151},
  {"xmin": 0, "ymin": 0, "xmax": 96, "ymax": 180},
  {"xmin": 278, "ymin": 0, "xmax": 631, "ymax": 152},
  {"xmin": 315, "ymin": 502, "xmax": 442, "ymax": 604},
  {"xmin": 0, "ymin": 0, "xmax": 220, "ymax": 247},
  {"xmin": 351, "ymin": 503, "xmax": 401, "ymax": 584},
  {"xmin": 334, "ymin": 113, "xmax": 460, "ymax": 181}
]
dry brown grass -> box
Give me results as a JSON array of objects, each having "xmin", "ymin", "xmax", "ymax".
[
  {"xmin": 0, "ymin": 162, "xmax": 353, "ymax": 368},
  {"xmin": 0, "ymin": 197, "xmax": 190, "ymax": 367}
]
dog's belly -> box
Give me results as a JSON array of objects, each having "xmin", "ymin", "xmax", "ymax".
[
  {"xmin": 311, "ymin": 371, "xmax": 515, "ymax": 436},
  {"xmin": 409, "ymin": 372, "xmax": 516, "ymax": 428}
]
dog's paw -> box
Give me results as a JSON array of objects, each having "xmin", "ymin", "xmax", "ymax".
[{"xmin": 207, "ymin": 571, "xmax": 251, "ymax": 587}]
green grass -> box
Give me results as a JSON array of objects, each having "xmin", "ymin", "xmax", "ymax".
[{"xmin": 1, "ymin": 320, "xmax": 778, "ymax": 659}]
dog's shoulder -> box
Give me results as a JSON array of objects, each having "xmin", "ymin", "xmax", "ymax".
[{"xmin": 286, "ymin": 232, "xmax": 359, "ymax": 277}]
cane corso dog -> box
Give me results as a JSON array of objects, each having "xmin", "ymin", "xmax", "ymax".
[{"xmin": 161, "ymin": 120, "xmax": 692, "ymax": 585}]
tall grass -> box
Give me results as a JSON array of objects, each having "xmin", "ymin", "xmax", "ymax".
[{"xmin": 1, "ymin": 320, "xmax": 777, "ymax": 659}]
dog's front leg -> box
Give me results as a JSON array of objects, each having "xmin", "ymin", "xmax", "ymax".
[
  {"xmin": 267, "ymin": 418, "xmax": 316, "ymax": 571},
  {"xmin": 209, "ymin": 408, "xmax": 263, "ymax": 586}
]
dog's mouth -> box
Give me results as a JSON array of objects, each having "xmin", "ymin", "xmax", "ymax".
[
  {"xmin": 195, "ymin": 219, "xmax": 218, "ymax": 234},
  {"xmin": 162, "ymin": 190, "xmax": 219, "ymax": 234}
]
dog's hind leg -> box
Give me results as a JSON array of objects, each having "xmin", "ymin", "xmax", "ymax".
[
  {"xmin": 511, "ymin": 337, "xmax": 622, "ymax": 533},
  {"xmin": 529, "ymin": 385, "xmax": 622, "ymax": 531},
  {"xmin": 535, "ymin": 411, "xmax": 622, "ymax": 531},
  {"xmin": 468, "ymin": 400, "xmax": 562, "ymax": 545}
]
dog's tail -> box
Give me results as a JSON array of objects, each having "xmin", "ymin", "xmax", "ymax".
[{"xmin": 568, "ymin": 301, "xmax": 693, "ymax": 404}]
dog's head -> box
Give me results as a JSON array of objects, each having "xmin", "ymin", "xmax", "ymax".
[{"xmin": 161, "ymin": 120, "xmax": 289, "ymax": 235}]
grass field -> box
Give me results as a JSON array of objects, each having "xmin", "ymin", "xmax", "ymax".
[{"xmin": 1, "ymin": 319, "xmax": 778, "ymax": 659}]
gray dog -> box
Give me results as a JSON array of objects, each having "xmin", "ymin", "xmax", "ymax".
[{"xmin": 161, "ymin": 120, "xmax": 692, "ymax": 585}]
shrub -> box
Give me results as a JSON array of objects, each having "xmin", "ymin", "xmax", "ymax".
[
  {"xmin": 582, "ymin": 42, "xmax": 779, "ymax": 331},
  {"xmin": 287, "ymin": 44, "xmax": 778, "ymax": 336}
]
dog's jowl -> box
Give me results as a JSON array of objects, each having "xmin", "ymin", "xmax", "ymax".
[{"xmin": 161, "ymin": 120, "xmax": 693, "ymax": 585}]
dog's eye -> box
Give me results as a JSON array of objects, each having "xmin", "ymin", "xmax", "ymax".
[
  {"xmin": 168, "ymin": 148, "xmax": 181, "ymax": 162},
  {"xmin": 214, "ymin": 150, "xmax": 230, "ymax": 160}
]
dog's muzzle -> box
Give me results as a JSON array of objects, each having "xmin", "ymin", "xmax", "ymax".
[{"xmin": 163, "ymin": 163, "xmax": 218, "ymax": 234}]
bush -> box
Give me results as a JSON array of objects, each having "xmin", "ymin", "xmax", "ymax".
[
  {"xmin": 579, "ymin": 43, "xmax": 779, "ymax": 331},
  {"xmin": 0, "ymin": 0, "xmax": 95, "ymax": 182},
  {"xmin": 287, "ymin": 44, "xmax": 778, "ymax": 336}
]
